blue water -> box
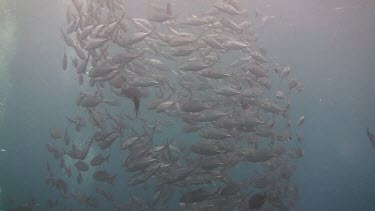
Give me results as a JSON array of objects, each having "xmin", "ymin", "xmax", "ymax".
[{"xmin": 0, "ymin": 0, "xmax": 375, "ymax": 210}]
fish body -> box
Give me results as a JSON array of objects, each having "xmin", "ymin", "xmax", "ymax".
[
  {"xmin": 93, "ymin": 171, "xmax": 116, "ymax": 184},
  {"xmin": 367, "ymin": 128, "xmax": 375, "ymax": 149},
  {"xmin": 249, "ymin": 193, "xmax": 266, "ymax": 210},
  {"xmin": 91, "ymin": 154, "xmax": 110, "ymax": 166},
  {"xmin": 62, "ymin": 47, "xmax": 68, "ymax": 70}
]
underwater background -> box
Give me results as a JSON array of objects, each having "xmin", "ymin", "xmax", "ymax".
[{"xmin": 0, "ymin": 0, "xmax": 375, "ymax": 210}]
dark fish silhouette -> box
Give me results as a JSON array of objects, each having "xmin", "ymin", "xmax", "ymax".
[
  {"xmin": 249, "ymin": 193, "xmax": 267, "ymax": 210},
  {"xmin": 180, "ymin": 188, "xmax": 215, "ymax": 204},
  {"xmin": 122, "ymin": 87, "xmax": 142, "ymax": 117},
  {"xmin": 62, "ymin": 47, "xmax": 67, "ymax": 70},
  {"xmin": 366, "ymin": 128, "xmax": 375, "ymax": 149},
  {"xmin": 9, "ymin": 205, "xmax": 34, "ymax": 211},
  {"xmin": 133, "ymin": 96, "xmax": 140, "ymax": 117}
]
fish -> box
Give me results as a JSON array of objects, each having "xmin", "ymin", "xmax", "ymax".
[
  {"xmin": 93, "ymin": 171, "xmax": 116, "ymax": 184},
  {"xmin": 298, "ymin": 116, "xmax": 305, "ymax": 126},
  {"xmin": 219, "ymin": 182, "xmax": 241, "ymax": 196},
  {"xmin": 180, "ymin": 188, "xmax": 215, "ymax": 204},
  {"xmin": 112, "ymin": 51, "xmax": 145, "ymax": 64},
  {"xmin": 73, "ymin": 44, "xmax": 86, "ymax": 60},
  {"xmin": 178, "ymin": 61, "xmax": 212, "ymax": 72},
  {"xmin": 132, "ymin": 18, "xmax": 153, "ymax": 33},
  {"xmin": 85, "ymin": 196, "xmax": 99, "ymax": 208},
  {"xmin": 128, "ymin": 165, "xmax": 160, "ymax": 186},
  {"xmin": 121, "ymin": 87, "xmax": 142, "ymax": 117},
  {"xmin": 214, "ymin": 87, "xmax": 241, "ymax": 96},
  {"xmin": 248, "ymin": 193, "xmax": 267, "ymax": 210},
  {"xmin": 125, "ymin": 156, "xmax": 158, "ymax": 172},
  {"xmin": 96, "ymin": 187, "xmax": 113, "ymax": 201},
  {"xmin": 9, "ymin": 203, "xmax": 36, "ymax": 211},
  {"xmin": 180, "ymin": 100, "xmax": 210, "ymax": 113},
  {"xmin": 366, "ymin": 128, "xmax": 375, "ymax": 149},
  {"xmin": 223, "ymin": 40, "xmax": 247, "ymax": 50},
  {"xmin": 90, "ymin": 154, "xmax": 110, "ymax": 166},
  {"xmin": 120, "ymin": 136, "xmax": 144, "ymax": 150},
  {"xmin": 75, "ymin": 160, "xmax": 89, "ymax": 171},
  {"xmin": 84, "ymin": 38, "xmax": 108, "ymax": 50},
  {"xmin": 50, "ymin": 128, "xmax": 62, "ymax": 140},
  {"xmin": 149, "ymin": 12, "xmax": 173, "ymax": 23},
  {"xmin": 194, "ymin": 110, "xmax": 228, "ymax": 123},
  {"xmin": 182, "ymin": 124, "xmax": 205, "ymax": 133},
  {"xmin": 66, "ymin": 116, "xmax": 86, "ymax": 132},
  {"xmin": 131, "ymin": 77, "xmax": 160, "ymax": 87},
  {"xmin": 64, "ymin": 165, "xmax": 71, "ymax": 178},
  {"xmin": 280, "ymin": 66, "xmax": 291, "ymax": 78},
  {"xmin": 133, "ymin": 96, "xmax": 141, "ymax": 117},
  {"xmin": 220, "ymin": 18, "xmax": 242, "ymax": 31},
  {"xmin": 62, "ymin": 47, "xmax": 68, "ymax": 70},
  {"xmin": 76, "ymin": 53, "xmax": 90, "ymax": 74},
  {"xmin": 63, "ymin": 127, "xmax": 70, "ymax": 145},
  {"xmin": 97, "ymin": 131, "xmax": 120, "ymax": 150},
  {"xmin": 125, "ymin": 31, "xmax": 153, "ymax": 46},
  {"xmin": 190, "ymin": 143, "xmax": 226, "ymax": 156},
  {"xmin": 88, "ymin": 64, "xmax": 120, "ymax": 78},
  {"xmin": 215, "ymin": 2, "xmax": 242, "ymax": 15},
  {"xmin": 77, "ymin": 172, "xmax": 83, "ymax": 184},
  {"xmin": 79, "ymin": 25, "xmax": 94, "ymax": 40},
  {"xmin": 60, "ymin": 29, "xmax": 75, "ymax": 47},
  {"xmin": 275, "ymin": 91, "xmax": 286, "ymax": 100},
  {"xmin": 47, "ymin": 198, "xmax": 58, "ymax": 209}
]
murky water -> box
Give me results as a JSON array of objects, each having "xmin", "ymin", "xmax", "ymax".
[{"xmin": 1, "ymin": 0, "xmax": 375, "ymax": 211}]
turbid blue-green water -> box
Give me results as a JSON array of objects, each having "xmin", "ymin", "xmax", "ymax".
[{"xmin": 0, "ymin": 0, "xmax": 375, "ymax": 211}]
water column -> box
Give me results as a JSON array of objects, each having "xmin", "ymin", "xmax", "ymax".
[
  {"xmin": 0, "ymin": 0, "xmax": 16, "ymax": 128},
  {"xmin": 0, "ymin": 186, "xmax": 2, "ymax": 211}
]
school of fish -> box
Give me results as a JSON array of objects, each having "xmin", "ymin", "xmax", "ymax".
[{"xmin": 44, "ymin": 0, "xmax": 305, "ymax": 210}]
